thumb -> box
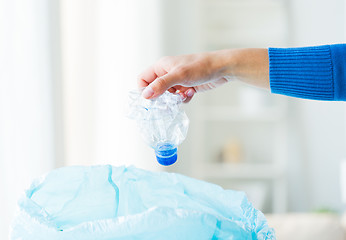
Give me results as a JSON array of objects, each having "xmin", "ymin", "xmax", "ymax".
[{"xmin": 142, "ymin": 73, "xmax": 179, "ymax": 99}]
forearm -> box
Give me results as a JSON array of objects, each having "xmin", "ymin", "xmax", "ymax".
[
  {"xmin": 139, "ymin": 44, "xmax": 346, "ymax": 101},
  {"xmin": 216, "ymin": 48, "xmax": 270, "ymax": 89},
  {"xmin": 219, "ymin": 44, "xmax": 346, "ymax": 101}
]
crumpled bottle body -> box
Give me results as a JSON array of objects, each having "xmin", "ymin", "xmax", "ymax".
[{"xmin": 128, "ymin": 90, "xmax": 189, "ymax": 165}]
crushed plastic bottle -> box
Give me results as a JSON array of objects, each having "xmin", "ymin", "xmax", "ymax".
[{"xmin": 128, "ymin": 90, "xmax": 189, "ymax": 166}]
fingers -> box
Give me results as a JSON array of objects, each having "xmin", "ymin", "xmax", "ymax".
[
  {"xmin": 138, "ymin": 55, "xmax": 199, "ymax": 101},
  {"xmin": 183, "ymin": 88, "xmax": 195, "ymax": 103},
  {"xmin": 168, "ymin": 87, "xmax": 177, "ymax": 93},
  {"xmin": 137, "ymin": 65, "xmax": 157, "ymax": 88},
  {"xmin": 142, "ymin": 72, "xmax": 179, "ymax": 99},
  {"xmin": 193, "ymin": 78, "xmax": 229, "ymax": 93},
  {"xmin": 138, "ymin": 62, "xmax": 172, "ymax": 98},
  {"xmin": 137, "ymin": 58, "xmax": 170, "ymax": 89},
  {"xmin": 175, "ymin": 87, "xmax": 196, "ymax": 103}
]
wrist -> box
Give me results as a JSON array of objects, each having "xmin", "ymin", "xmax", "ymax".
[
  {"xmin": 208, "ymin": 49, "xmax": 236, "ymax": 80},
  {"xmin": 214, "ymin": 48, "xmax": 270, "ymax": 89}
]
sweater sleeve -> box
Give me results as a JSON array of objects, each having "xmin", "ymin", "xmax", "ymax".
[{"xmin": 269, "ymin": 44, "xmax": 346, "ymax": 101}]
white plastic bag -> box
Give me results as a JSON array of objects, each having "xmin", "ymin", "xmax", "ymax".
[{"xmin": 11, "ymin": 165, "xmax": 275, "ymax": 240}]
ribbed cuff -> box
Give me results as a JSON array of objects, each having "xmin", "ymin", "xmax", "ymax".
[
  {"xmin": 330, "ymin": 44, "xmax": 346, "ymax": 101},
  {"xmin": 269, "ymin": 45, "xmax": 334, "ymax": 100}
]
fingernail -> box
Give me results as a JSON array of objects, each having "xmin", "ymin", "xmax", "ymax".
[
  {"xmin": 179, "ymin": 93, "xmax": 187, "ymax": 101},
  {"xmin": 142, "ymin": 86, "xmax": 154, "ymax": 99},
  {"xmin": 186, "ymin": 89, "xmax": 194, "ymax": 98}
]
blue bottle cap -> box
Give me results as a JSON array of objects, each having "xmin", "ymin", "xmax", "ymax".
[{"xmin": 155, "ymin": 143, "xmax": 177, "ymax": 166}]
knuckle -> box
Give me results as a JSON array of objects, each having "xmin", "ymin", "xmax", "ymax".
[
  {"xmin": 156, "ymin": 76, "xmax": 168, "ymax": 88},
  {"xmin": 137, "ymin": 76, "xmax": 147, "ymax": 87}
]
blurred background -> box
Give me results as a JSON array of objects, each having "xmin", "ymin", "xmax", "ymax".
[{"xmin": 1, "ymin": 0, "xmax": 346, "ymax": 239}]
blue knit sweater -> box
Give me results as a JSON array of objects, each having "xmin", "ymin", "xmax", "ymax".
[{"xmin": 269, "ymin": 44, "xmax": 346, "ymax": 101}]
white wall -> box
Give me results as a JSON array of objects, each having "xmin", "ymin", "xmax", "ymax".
[
  {"xmin": 0, "ymin": 0, "xmax": 56, "ymax": 238},
  {"xmin": 59, "ymin": 0, "xmax": 163, "ymax": 170},
  {"xmin": 94, "ymin": 0, "xmax": 162, "ymax": 170},
  {"xmin": 60, "ymin": 0, "xmax": 99, "ymax": 166},
  {"xmin": 290, "ymin": 0, "xmax": 345, "ymax": 46},
  {"xmin": 287, "ymin": 0, "xmax": 346, "ymax": 212}
]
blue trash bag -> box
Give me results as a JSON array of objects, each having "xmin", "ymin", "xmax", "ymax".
[{"xmin": 10, "ymin": 165, "xmax": 275, "ymax": 240}]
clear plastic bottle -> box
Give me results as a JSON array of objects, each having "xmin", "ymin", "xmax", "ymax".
[{"xmin": 128, "ymin": 90, "xmax": 189, "ymax": 166}]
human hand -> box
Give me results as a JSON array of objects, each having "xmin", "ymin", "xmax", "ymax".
[
  {"xmin": 137, "ymin": 51, "xmax": 232, "ymax": 103},
  {"xmin": 137, "ymin": 49, "xmax": 269, "ymax": 103}
]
